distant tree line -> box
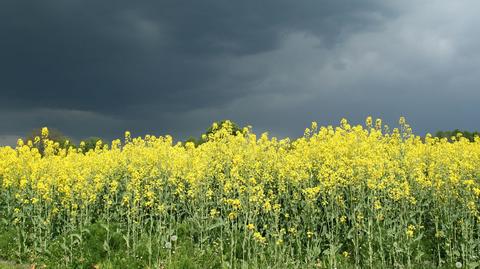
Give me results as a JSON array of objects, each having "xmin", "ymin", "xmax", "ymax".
[
  {"xmin": 24, "ymin": 127, "xmax": 103, "ymax": 153},
  {"xmin": 21, "ymin": 120, "xmax": 244, "ymax": 154},
  {"xmin": 20, "ymin": 124, "xmax": 479, "ymax": 154},
  {"xmin": 434, "ymin": 129, "xmax": 479, "ymax": 142},
  {"xmin": 184, "ymin": 120, "xmax": 244, "ymax": 146}
]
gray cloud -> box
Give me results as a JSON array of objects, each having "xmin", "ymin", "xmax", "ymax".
[{"xmin": 0, "ymin": 0, "xmax": 479, "ymax": 145}]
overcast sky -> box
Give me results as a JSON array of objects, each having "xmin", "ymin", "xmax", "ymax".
[{"xmin": 1, "ymin": 1, "xmax": 479, "ymax": 145}]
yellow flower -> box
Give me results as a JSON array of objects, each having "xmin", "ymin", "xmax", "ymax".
[
  {"xmin": 228, "ymin": 212, "xmax": 237, "ymax": 221},
  {"xmin": 41, "ymin": 127, "xmax": 49, "ymax": 138},
  {"xmin": 406, "ymin": 225, "xmax": 415, "ymax": 238},
  {"xmin": 406, "ymin": 230, "xmax": 414, "ymax": 238},
  {"xmin": 125, "ymin": 131, "xmax": 131, "ymax": 141},
  {"xmin": 16, "ymin": 139, "xmax": 24, "ymax": 147},
  {"xmin": 263, "ymin": 200, "xmax": 272, "ymax": 212},
  {"xmin": 307, "ymin": 231, "xmax": 314, "ymax": 239},
  {"xmin": 210, "ymin": 208, "xmax": 219, "ymax": 218},
  {"xmin": 365, "ymin": 116, "xmax": 373, "ymax": 128},
  {"xmin": 375, "ymin": 118, "xmax": 382, "ymax": 129},
  {"xmin": 435, "ymin": 231, "xmax": 445, "ymax": 238},
  {"xmin": 253, "ymin": 232, "xmax": 266, "ymax": 244}
]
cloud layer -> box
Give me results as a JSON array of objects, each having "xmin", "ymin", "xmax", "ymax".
[{"xmin": 1, "ymin": 0, "xmax": 479, "ymax": 144}]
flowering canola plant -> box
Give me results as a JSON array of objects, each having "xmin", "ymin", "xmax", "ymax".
[{"xmin": 0, "ymin": 118, "xmax": 479, "ymax": 268}]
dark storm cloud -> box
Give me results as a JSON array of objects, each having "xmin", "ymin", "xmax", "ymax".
[
  {"xmin": 1, "ymin": 0, "xmax": 479, "ymax": 144},
  {"xmin": 0, "ymin": 0, "xmax": 391, "ymax": 112}
]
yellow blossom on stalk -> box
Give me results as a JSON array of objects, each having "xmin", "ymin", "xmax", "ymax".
[
  {"xmin": 210, "ymin": 208, "xmax": 219, "ymax": 218},
  {"xmin": 122, "ymin": 196, "xmax": 130, "ymax": 205},
  {"xmin": 41, "ymin": 127, "xmax": 49, "ymax": 138},
  {"xmin": 435, "ymin": 231, "xmax": 445, "ymax": 238},
  {"xmin": 253, "ymin": 232, "xmax": 266, "ymax": 244},
  {"xmin": 206, "ymin": 189, "xmax": 214, "ymax": 200},
  {"xmin": 474, "ymin": 188, "xmax": 480, "ymax": 197},
  {"xmin": 263, "ymin": 200, "xmax": 272, "ymax": 212},
  {"xmin": 273, "ymin": 203, "xmax": 281, "ymax": 213},
  {"xmin": 406, "ymin": 225, "xmax": 415, "ymax": 238},
  {"xmin": 467, "ymin": 201, "xmax": 477, "ymax": 214},
  {"xmin": 365, "ymin": 116, "xmax": 373, "ymax": 128},
  {"xmin": 226, "ymin": 198, "xmax": 242, "ymax": 210},
  {"xmin": 307, "ymin": 231, "xmax": 314, "ymax": 239},
  {"xmin": 157, "ymin": 204, "xmax": 166, "ymax": 214},
  {"xmin": 17, "ymin": 139, "xmax": 24, "ymax": 147},
  {"xmin": 375, "ymin": 118, "xmax": 382, "ymax": 129},
  {"xmin": 228, "ymin": 212, "xmax": 237, "ymax": 221},
  {"xmin": 125, "ymin": 131, "xmax": 131, "ymax": 141}
]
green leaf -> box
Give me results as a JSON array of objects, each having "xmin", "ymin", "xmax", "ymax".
[
  {"xmin": 206, "ymin": 220, "xmax": 226, "ymax": 231},
  {"xmin": 468, "ymin": 262, "xmax": 480, "ymax": 269}
]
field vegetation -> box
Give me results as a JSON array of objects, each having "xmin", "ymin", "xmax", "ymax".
[{"xmin": 0, "ymin": 118, "xmax": 479, "ymax": 268}]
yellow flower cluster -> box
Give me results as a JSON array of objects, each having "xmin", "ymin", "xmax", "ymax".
[{"xmin": 1, "ymin": 118, "xmax": 479, "ymax": 267}]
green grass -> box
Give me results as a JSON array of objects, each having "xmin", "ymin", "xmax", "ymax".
[
  {"xmin": 0, "ymin": 260, "xmax": 29, "ymax": 269},
  {"xmin": 0, "ymin": 215, "xmax": 476, "ymax": 268},
  {"xmin": 0, "ymin": 220, "xmax": 225, "ymax": 269}
]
